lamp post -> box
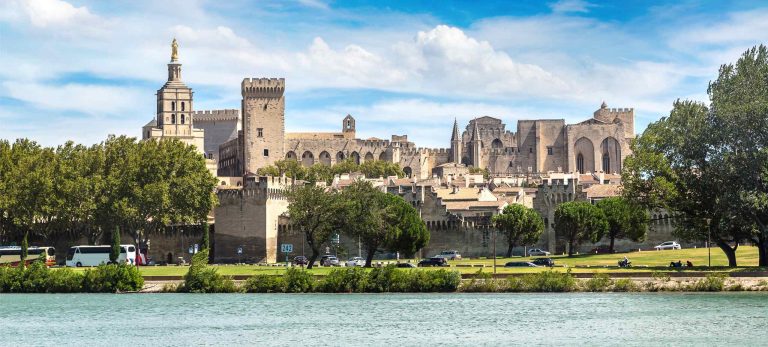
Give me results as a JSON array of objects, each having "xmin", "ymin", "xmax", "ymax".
[
  {"xmin": 492, "ymin": 225, "xmax": 497, "ymax": 274},
  {"xmin": 705, "ymin": 218, "xmax": 711, "ymax": 267}
]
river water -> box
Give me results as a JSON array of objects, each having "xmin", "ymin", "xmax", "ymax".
[{"xmin": 1, "ymin": 293, "xmax": 766, "ymax": 346}]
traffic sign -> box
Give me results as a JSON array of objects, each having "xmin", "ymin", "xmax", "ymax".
[
  {"xmin": 237, "ymin": 247, "xmax": 243, "ymax": 255},
  {"xmin": 281, "ymin": 243, "xmax": 293, "ymax": 253}
]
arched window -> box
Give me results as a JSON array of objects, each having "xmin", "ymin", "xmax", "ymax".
[
  {"xmin": 171, "ymin": 101, "xmax": 176, "ymax": 111},
  {"xmin": 577, "ymin": 154, "xmax": 584, "ymax": 174},
  {"xmin": 181, "ymin": 114, "xmax": 186, "ymax": 124},
  {"xmin": 602, "ymin": 153, "xmax": 610, "ymax": 173},
  {"xmin": 181, "ymin": 102, "xmax": 185, "ymax": 111},
  {"xmin": 171, "ymin": 114, "xmax": 176, "ymax": 124}
]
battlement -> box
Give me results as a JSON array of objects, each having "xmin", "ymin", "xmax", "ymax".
[
  {"xmin": 490, "ymin": 147, "xmax": 516, "ymax": 155},
  {"xmin": 400, "ymin": 147, "xmax": 451, "ymax": 156},
  {"xmin": 193, "ymin": 109, "xmax": 240, "ymax": 121},
  {"xmin": 241, "ymin": 78, "xmax": 285, "ymax": 98}
]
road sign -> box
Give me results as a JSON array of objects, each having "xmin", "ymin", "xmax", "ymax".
[
  {"xmin": 281, "ymin": 243, "xmax": 293, "ymax": 253},
  {"xmin": 188, "ymin": 246, "xmax": 193, "ymax": 254},
  {"xmin": 237, "ymin": 247, "xmax": 243, "ymax": 255},
  {"xmin": 193, "ymin": 244, "xmax": 199, "ymax": 254},
  {"xmin": 331, "ymin": 233, "xmax": 340, "ymax": 244}
]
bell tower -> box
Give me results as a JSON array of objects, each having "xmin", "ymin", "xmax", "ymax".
[{"xmin": 156, "ymin": 38, "xmax": 194, "ymax": 138}]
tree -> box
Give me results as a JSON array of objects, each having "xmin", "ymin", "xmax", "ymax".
[
  {"xmin": 201, "ymin": 222, "xmax": 210, "ymax": 251},
  {"xmin": 596, "ymin": 197, "xmax": 648, "ymax": 253},
  {"xmin": 20, "ymin": 231, "xmax": 28, "ymax": 266},
  {"xmin": 110, "ymin": 226, "xmax": 121, "ymax": 263},
  {"xmin": 339, "ymin": 180, "xmax": 390, "ymax": 267},
  {"xmin": 554, "ymin": 201, "xmax": 608, "ymax": 257},
  {"xmin": 491, "ymin": 204, "xmax": 544, "ymax": 257},
  {"xmin": 285, "ymin": 184, "xmax": 343, "ymax": 269},
  {"xmin": 381, "ymin": 194, "xmax": 430, "ymax": 258}
]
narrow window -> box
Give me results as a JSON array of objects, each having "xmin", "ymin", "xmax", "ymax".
[
  {"xmin": 263, "ymin": 149, "xmax": 269, "ymax": 157},
  {"xmin": 181, "ymin": 102, "xmax": 185, "ymax": 111},
  {"xmin": 257, "ymin": 128, "xmax": 263, "ymax": 137},
  {"xmin": 547, "ymin": 147, "xmax": 553, "ymax": 155},
  {"xmin": 529, "ymin": 148, "xmax": 533, "ymax": 153},
  {"xmin": 181, "ymin": 114, "xmax": 185, "ymax": 124},
  {"xmin": 602, "ymin": 154, "xmax": 610, "ymax": 173},
  {"xmin": 171, "ymin": 101, "xmax": 176, "ymax": 111},
  {"xmin": 577, "ymin": 154, "xmax": 584, "ymax": 174},
  {"xmin": 171, "ymin": 114, "xmax": 176, "ymax": 124}
]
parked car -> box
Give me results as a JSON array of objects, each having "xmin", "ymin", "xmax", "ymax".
[
  {"xmin": 528, "ymin": 248, "xmax": 551, "ymax": 256},
  {"xmin": 346, "ymin": 257, "xmax": 365, "ymax": 267},
  {"xmin": 292, "ymin": 256, "xmax": 308, "ymax": 266},
  {"xmin": 395, "ymin": 263, "xmax": 417, "ymax": 268},
  {"xmin": 654, "ymin": 241, "xmax": 682, "ymax": 250},
  {"xmin": 531, "ymin": 258, "xmax": 555, "ymax": 267},
  {"xmin": 504, "ymin": 261, "xmax": 538, "ymax": 267},
  {"xmin": 418, "ymin": 258, "xmax": 449, "ymax": 267},
  {"xmin": 434, "ymin": 250, "xmax": 462, "ymax": 260},
  {"xmin": 320, "ymin": 255, "xmax": 339, "ymax": 266}
]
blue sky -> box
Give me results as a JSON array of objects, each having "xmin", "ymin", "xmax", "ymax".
[{"xmin": 1, "ymin": 0, "xmax": 767, "ymax": 148}]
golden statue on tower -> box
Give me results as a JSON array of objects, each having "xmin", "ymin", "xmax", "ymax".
[{"xmin": 171, "ymin": 38, "xmax": 178, "ymax": 62}]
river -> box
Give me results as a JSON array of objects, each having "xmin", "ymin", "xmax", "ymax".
[{"xmin": 1, "ymin": 293, "xmax": 766, "ymax": 346}]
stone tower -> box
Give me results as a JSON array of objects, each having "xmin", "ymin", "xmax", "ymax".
[
  {"xmin": 142, "ymin": 39, "xmax": 204, "ymax": 154},
  {"xmin": 471, "ymin": 119, "xmax": 482, "ymax": 167},
  {"xmin": 342, "ymin": 114, "xmax": 355, "ymax": 139},
  {"xmin": 241, "ymin": 78, "xmax": 286, "ymax": 175},
  {"xmin": 450, "ymin": 118, "xmax": 462, "ymax": 163}
]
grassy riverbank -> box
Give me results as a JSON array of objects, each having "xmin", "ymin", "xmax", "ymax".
[{"xmin": 105, "ymin": 246, "xmax": 764, "ymax": 277}]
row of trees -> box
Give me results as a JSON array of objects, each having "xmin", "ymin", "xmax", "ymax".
[
  {"xmin": 0, "ymin": 136, "xmax": 217, "ymax": 255},
  {"xmin": 285, "ymin": 180, "xmax": 429, "ymax": 268},
  {"xmin": 493, "ymin": 198, "xmax": 647, "ymax": 258},
  {"xmin": 623, "ymin": 45, "xmax": 768, "ymax": 266},
  {"xmin": 257, "ymin": 159, "xmax": 404, "ymax": 184}
]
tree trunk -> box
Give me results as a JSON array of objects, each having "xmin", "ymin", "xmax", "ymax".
[
  {"xmin": 609, "ymin": 234, "xmax": 616, "ymax": 254},
  {"xmin": 568, "ymin": 238, "xmax": 574, "ymax": 257},
  {"xmin": 306, "ymin": 243, "xmax": 320, "ymax": 270},
  {"xmin": 758, "ymin": 236, "xmax": 767, "ymax": 267},
  {"xmin": 364, "ymin": 245, "xmax": 376, "ymax": 268},
  {"xmin": 506, "ymin": 243, "xmax": 514, "ymax": 258},
  {"xmin": 715, "ymin": 239, "xmax": 737, "ymax": 267}
]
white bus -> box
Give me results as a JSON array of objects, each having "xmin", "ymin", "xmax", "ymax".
[
  {"xmin": 0, "ymin": 246, "xmax": 57, "ymax": 266},
  {"xmin": 65, "ymin": 245, "xmax": 137, "ymax": 267}
]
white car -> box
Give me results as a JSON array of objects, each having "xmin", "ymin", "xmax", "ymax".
[
  {"xmin": 655, "ymin": 241, "xmax": 682, "ymax": 250},
  {"xmin": 434, "ymin": 250, "xmax": 462, "ymax": 260},
  {"xmin": 346, "ymin": 257, "xmax": 365, "ymax": 267},
  {"xmin": 528, "ymin": 248, "xmax": 551, "ymax": 256}
]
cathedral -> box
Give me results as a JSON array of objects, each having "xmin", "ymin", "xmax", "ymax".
[{"xmin": 143, "ymin": 39, "xmax": 635, "ymax": 182}]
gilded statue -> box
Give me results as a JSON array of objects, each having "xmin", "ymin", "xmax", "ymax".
[{"xmin": 171, "ymin": 38, "xmax": 178, "ymax": 62}]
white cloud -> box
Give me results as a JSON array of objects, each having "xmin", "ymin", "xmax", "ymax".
[
  {"xmin": 297, "ymin": 0, "xmax": 329, "ymax": 10},
  {"xmin": 2, "ymin": 82, "xmax": 145, "ymax": 116},
  {"xmin": 20, "ymin": 0, "xmax": 96, "ymax": 27},
  {"xmin": 548, "ymin": 0, "xmax": 594, "ymax": 14}
]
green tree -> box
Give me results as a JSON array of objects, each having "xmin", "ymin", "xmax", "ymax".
[
  {"xmin": 285, "ymin": 184, "xmax": 343, "ymax": 269},
  {"xmin": 468, "ymin": 167, "xmax": 490, "ymax": 179},
  {"xmin": 110, "ymin": 226, "xmax": 121, "ymax": 263},
  {"xmin": 381, "ymin": 194, "xmax": 430, "ymax": 258},
  {"xmin": 201, "ymin": 222, "xmax": 210, "ymax": 251},
  {"xmin": 595, "ymin": 197, "xmax": 648, "ymax": 253},
  {"xmin": 492, "ymin": 204, "xmax": 544, "ymax": 257},
  {"xmin": 20, "ymin": 231, "xmax": 28, "ymax": 266},
  {"xmin": 554, "ymin": 201, "xmax": 608, "ymax": 257},
  {"xmin": 339, "ymin": 180, "xmax": 390, "ymax": 267}
]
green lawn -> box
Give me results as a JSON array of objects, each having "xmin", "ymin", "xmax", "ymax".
[{"xmin": 113, "ymin": 246, "xmax": 763, "ymax": 277}]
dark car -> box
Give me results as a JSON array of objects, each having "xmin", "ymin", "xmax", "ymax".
[
  {"xmin": 418, "ymin": 258, "xmax": 449, "ymax": 267},
  {"xmin": 531, "ymin": 258, "xmax": 554, "ymax": 267},
  {"xmin": 395, "ymin": 263, "xmax": 417, "ymax": 268},
  {"xmin": 293, "ymin": 256, "xmax": 308, "ymax": 266},
  {"xmin": 504, "ymin": 261, "xmax": 538, "ymax": 267}
]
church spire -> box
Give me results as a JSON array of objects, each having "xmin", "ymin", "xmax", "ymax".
[
  {"xmin": 167, "ymin": 38, "xmax": 182, "ymax": 82},
  {"xmin": 471, "ymin": 118, "xmax": 481, "ymax": 168},
  {"xmin": 450, "ymin": 118, "xmax": 462, "ymax": 163},
  {"xmin": 451, "ymin": 118, "xmax": 459, "ymax": 141},
  {"xmin": 471, "ymin": 118, "xmax": 480, "ymax": 141}
]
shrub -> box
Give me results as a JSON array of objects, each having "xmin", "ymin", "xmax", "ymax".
[
  {"xmin": 613, "ymin": 278, "xmax": 639, "ymax": 292},
  {"xmin": 583, "ymin": 273, "xmax": 613, "ymax": 292},
  {"xmin": 317, "ymin": 268, "xmax": 367, "ymax": 293},
  {"xmin": 244, "ymin": 275, "xmax": 285, "ymax": 293},
  {"xmin": 462, "ymin": 270, "xmax": 504, "ymax": 292},
  {"xmin": 689, "ymin": 273, "xmax": 727, "ymax": 292},
  {"xmin": 507, "ymin": 270, "xmax": 577, "ymax": 292},
  {"xmin": 366, "ymin": 265, "xmax": 403, "ymax": 292},
  {"xmin": 283, "ymin": 267, "xmax": 314, "ymax": 293},
  {"xmin": 82, "ymin": 263, "xmax": 144, "ymax": 293},
  {"xmin": 180, "ymin": 250, "xmax": 237, "ymax": 293},
  {"xmin": 651, "ymin": 271, "xmax": 671, "ymax": 282}
]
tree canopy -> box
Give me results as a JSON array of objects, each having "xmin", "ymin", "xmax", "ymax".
[
  {"xmin": 285, "ymin": 184, "xmax": 344, "ymax": 269},
  {"xmin": 595, "ymin": 197, "xmax": 648, "ymax": 253},
  {"xmin": 257, "ymin": 159, "xmax": 404, "ymax": 184},
  {"xmin": 491, "ymin": 204, "xmax": 544, "ymax": 257},
  {"xmin": 554, "ymin": 201, "xmax": 608, "ymax": 257}
]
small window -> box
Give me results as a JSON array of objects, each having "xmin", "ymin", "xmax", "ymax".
[
  {"xmin": 171, "ymin": 101, "xmax": 176, "ymax": 111},
  {"xmin": 257, "ymin": 128, "xmax": 263, "ymax": 137},
  {"xmin": 263, "ymin": 149, "xmax": 269, "ymax": 157},
  {"xmin": 547, "ymin": 147, "xmax": 553, "ymax": 155},
  {"xmin": 529, "ymin": 148, "xmax": 533, "ymax": 153},
  {"xmin": 181, "ymin": 101, "xmax": 185, "ymax": 111},
  {"xmin": 171, "ymin": 114, "xmax": 176, "ymax": 124},
  {"xmin": 263, "ymin": 104, "xmax": 267, "ymax": 111},
  {"xmin": 181, "ymin": 114, "xmax": 185, "ymax": 124}
]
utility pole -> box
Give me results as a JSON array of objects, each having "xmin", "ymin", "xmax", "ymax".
[
  {"xmin": 706, "ymin": 218, "xmax": 711, "ymax": 267},
  {"xmin": 492, "ymin": 226, "xmax": 497, "ymax": 274}
]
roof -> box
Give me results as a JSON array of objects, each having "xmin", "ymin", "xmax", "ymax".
[
  {"xmin": 144, "ymin": 118, "xmax": 157, "ymax": 127},
  {"xmin": 444, "ymin": 201, "xmax": 505, "ymax": 211},
  {"xmin": 583, "ymin": 184, "xmax": 623, "ymax": 199},
  {"xmin": 434, "ymin": 188, "xmax": 480, "ymax": 201}
]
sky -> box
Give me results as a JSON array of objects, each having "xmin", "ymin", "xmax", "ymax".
[{"xmin": 1, "ymin": 0, "xmax": 767, "ymax": 148}]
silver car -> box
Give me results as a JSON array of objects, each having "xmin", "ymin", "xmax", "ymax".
[
  {"xmin": 345, "ymin": 257, "xmax": 365, "ymax": 267},
  {"xmin": 528, "ymin": 248, "xmax": 551, "ymax": 256},
  {"xmin": 655, "ymin": 241, "xmax": 681, "ymax": 250}
]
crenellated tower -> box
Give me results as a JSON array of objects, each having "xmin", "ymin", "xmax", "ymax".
[{"xmin": 241, "ymin": 78, "xmax": 286, "ymax": 175}]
